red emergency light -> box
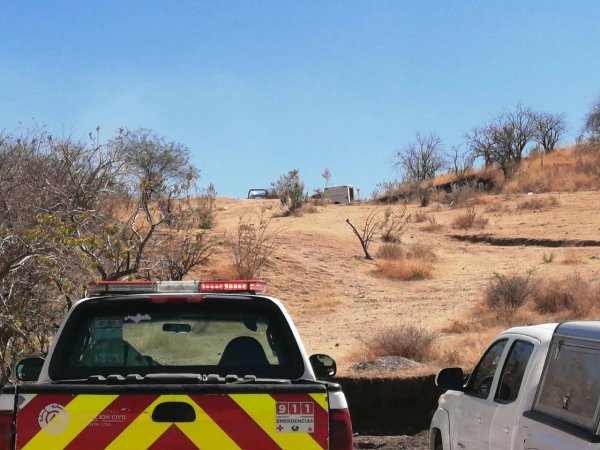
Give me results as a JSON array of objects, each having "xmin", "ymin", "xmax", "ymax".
[{"xmin": 89, "ymin": 280, "xmax": 267, "ymax": 296}]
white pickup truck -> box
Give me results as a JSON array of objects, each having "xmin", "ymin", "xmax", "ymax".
[
  {"xmin": 430, "ymin": 321, "xmax": 600, "ymax": 450},
  {"xmin": 0, "ymin": 279, "xmax": 353, "ymax": 450}
]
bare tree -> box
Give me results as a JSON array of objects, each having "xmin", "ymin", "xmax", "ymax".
[
  {"xmin": 468, "ymin": 105, "xmax": 536, "ymax": 178},
  {"xmin": 583, "ymin": 97, "xmax": 600, "ymax": 142},
  {"xmin": 533, "ymin": 112, "xmax": 566, "ymax": 152},
  {"xmin": 394, "ymin": 132, "xmax": 446, "ymax": 182},
  {"xmin": 346, "ymin": 209, "xmax": 384, "ymax": 260},
  {"xmin": 466, "ymin": 126, "xmax": 496, "ymax": 166},
  {"xmin": 449, "ymin": 145, "xmax": 476, "ymax": 178}
]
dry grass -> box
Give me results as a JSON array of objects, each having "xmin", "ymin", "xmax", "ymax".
[
  {"xmin": 420, "ymin": 215, "xmax": 443, "ymax": 232},
  {"xmin": 376, "ymin": 259, "xmax": 433, "ymax": 280},
  {"xmin": 413, "ymin": 211, "xmax": 428, "ymax": 223},
  {"xmin": 376, "ymin": 243, "xmax": 404, "ymax": 260},
  {"xmin": 517, "ymin": 195, "xmax": 559, "ymax": 210},
  {"xmin": 542, "ymin": 251, "xmax": 556, "ymax": 264},
  {"xmin": 484, "ymin": 270, "xmax": 535, "ymax": 315},
  {"xmin": 363, "ymin": 325, "xmax": 438, "ymax": 362},
  {"xmin": 304, "ymin": 290, "xmax": 343, "ymax": 313},
  {"xmin": 405, "ymin": 242, "xmax": 437, "ymax": 262},
  {"xmin": 451, "ymin": 208, "xmax": 489, "ymax": 230},
  {"xmin": 504, "ymin": 145, "xmax": 600, "ymax": 193},
  {"xmin": 531, "ymin": 275, "xmax": 598, "ymax": 316},
  {"xmin": 562, "ymin": 250, "xmax": 584, "ymax": 265}
]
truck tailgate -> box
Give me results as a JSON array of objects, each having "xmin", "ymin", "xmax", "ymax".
[{"xmin": 15, "ymin": 383, "xmax": 329, "ymax": 450}]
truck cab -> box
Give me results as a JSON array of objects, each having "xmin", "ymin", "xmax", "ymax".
[
  {"xmin": 0, "ymin": 280, "xmax": 353, "ymax": 450},
  {"xmin": 430, "ymin": 321, "xmax": 600, "ymax": 450}
]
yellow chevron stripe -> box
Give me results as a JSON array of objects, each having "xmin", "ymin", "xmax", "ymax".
[
  {"xmin": 230, "ymin": 394, "xmax": 322, "ymax": 450},
  {"xmin": 176, "ymin": 396, "xmax": 241, "ymax": 450},
  {"xmin": 104, "ymin": 396, "xmax": 170, "ymax": 450},
  {"xmin": 22, "ymin": 394, "xmax": 117, "ymax": 450},
  {"xmin": 309, "ymin": 393, "xmax": 328, "ymax": 412}
]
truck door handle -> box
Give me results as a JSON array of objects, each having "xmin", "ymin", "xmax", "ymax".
[
  {"xmin": 152, "ymin": 402, "xmax": 196, "ymax": 422},
  {"xmin": 504, "ymin": 427, "xmax": 510, "ymax": 434}
]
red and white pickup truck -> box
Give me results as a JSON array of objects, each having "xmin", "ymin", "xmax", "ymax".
[
  {"xmin": 0, "ymin": 280, "xmax": 353, "ymax": 450},
  {"xmin": 430, "ymin": 321, "xmax": 600, "ymax": 450}
]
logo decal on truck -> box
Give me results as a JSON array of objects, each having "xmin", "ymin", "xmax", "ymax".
[
  {"xmin": 38, "ymin": 403, "xmax": 69, "ymax": 435},
  {"xmin": 276, "ymin": 401, "xmax": 315, "ymax": 433}
]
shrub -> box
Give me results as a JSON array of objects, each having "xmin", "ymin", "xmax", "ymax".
[
  {"xmin": 195, "ymin": 183, "xmax": 217, "ymax": 229},
  {"xmin": 421, "ymin": 215, "xmax": 443, "ymax": 232},
  {"xmin": 377, "ymin": 259, "xmax": 433, "ymax": 280},
  {"xmin": 484, "ymin": 270, "xmax": 535, "ymax": 314},
  {"xmin": 413, "ymin": 212, "xmax": 428, "ymax": 223},
  {"xmin": 405, "ymin": 242, "xmax": 437, "ymax": 262},
  {"xmin": 380, "ymin": 206, "xmax": 408, "ymax": 243},
  {"xmin": 517, "ymin": 195, "xmax": 559, "ymax": 210},
  {"xmin": 376, "ymin": 243, "xmax": 404, "ymax": 260},
  {"xmin": 542, "ymin": 251, "xmax": 556, "ymax": 264},
  {"xmin": 531, "ymin": 275, "xmax": 597, "ymax": 315},
  {"xmin": 231, "ymin": 213, "xmax": 281, "ymax": 278},
  {"xmin": 366, "ymin": 325, "xmax": 438, "ymax": 362},
  {"xmin": 271, "ymin": 169, "xmax": 306, "ymax": 216}
]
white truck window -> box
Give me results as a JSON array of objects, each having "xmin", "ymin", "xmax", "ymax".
[
  {"xmin": 534, "ymin": 339, "xmax": 600, "ymax": 430},
  {"xmin": 495, "ymin": 340, "xmax": 534, "ymax": 403},
  {"xmin": 465, "ymin": 339, "xmax": 507, "ymax": 399}
]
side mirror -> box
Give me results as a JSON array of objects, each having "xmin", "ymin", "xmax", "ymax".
[
  {"xmin": 309, "ymin": 354, "xmax": 336, "ymax": 378},
  {"xmin": 435, "ymin": 367, "xmax": 465, "ymax": 391},
  {"xmin": 16, "ymin": 357, "xmax": 45, "ymax": 382}
]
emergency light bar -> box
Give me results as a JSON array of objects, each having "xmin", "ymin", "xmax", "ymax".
[{"xmin": 89, "ymin": 280, "xmax": 267, "ymax": 296}]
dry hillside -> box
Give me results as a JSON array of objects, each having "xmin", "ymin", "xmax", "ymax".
[{"xmin": 195, "ymin": 186, "xmax": 600, "ymax": 377}]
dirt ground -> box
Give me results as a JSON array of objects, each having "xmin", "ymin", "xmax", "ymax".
[
  {"xmin": 354, "ymin": 432, "xmax": 429, "ymax": 449},
  {"xmin": 201, "ymin": 191, "xmax": 600, "ymax": 376}
]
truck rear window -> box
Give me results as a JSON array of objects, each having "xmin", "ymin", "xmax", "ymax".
[
  {"xmin": 49, "ymin": 296, "xmax": 304, "ymax": 380},
  {"xmin": 533, "ymin": 337, "xmax": 600, "ymax": 431}
]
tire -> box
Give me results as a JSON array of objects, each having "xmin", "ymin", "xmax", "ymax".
[{"xmin": 433, "ymin": 432, "xmax": 443, "ymax": 450}]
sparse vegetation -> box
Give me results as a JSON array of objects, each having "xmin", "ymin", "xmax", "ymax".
[
  {"xmin": 364, "ymin": 325, "xmax": 438, "ymax": 362},
  {"xmin": 484, "ymin": 270, "xmax": 535, "ymax": 315},
  {"xmin": 413, "ymin": 211, "xmax": 428, "ymax": 223},
  {"xmin": 531, "ymin": 274, "xmax": 597, "ymax": 315},
  {"xmin": 542, "ymin": 251, "xmax": 556, "ymax": 264},
  {"xmin": 380, "ymin": 206, "xmax": 408, "ymax": 243},
  {"xmin": 517, "ymin": 195, "xmax": 559, "ymax": 210},
  {"xmin": 196, "ymin": 183, "xmax": 218, "ymax": 229},
  {"xmin": 231, "ymin": 212, "xmax": 281, "ymax": 279},
  {"xmin": 421, "ymin": 215, "xmax": 443, "ymax": 232},
  {"xmin": 562, "ymin": 250, "xmax": 584, "ymax": 265},
  {"xmin": 376, "ymin": 259, "xmax": 433, "ymax": 281},
  {"xmin": 451, "ymin": 207, "xmax": 488, "ymax": 230},
  {"xmin": 271, "ymin": 169, "xmax": 306, "ymax": 216}
]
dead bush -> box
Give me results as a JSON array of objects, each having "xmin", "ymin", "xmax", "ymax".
[
  {"xmin": 376, "ymin": 243, "xmax": 404, "ymax": 260},
  {"xmin": 452, "ymin": 207, "xmax": 488, "ymax": 230},
  {"xmin": 517, "ymin": 195, "xmax": 559, "ymax": 210},
  {"xmin": 231, "ymin": 213, "xmax": 281, "ymax": 278},
  {"xmin": 484, "ymin": 270, "xmax": 535, "ymax": 315},
  {"xmin": 413, "ymin": 211, "xmax": 428, "ymax": 223},
  {"xmin": 380, "ymin": 206, "xmax": 408, "ymax": 243},
  {"xmin": 376, "ymin": 259, "xmax": 433, "ymax": 280},
  {"xmin": 195, "ymin": 183, "xmax": 217, "ymax": 229},
  {"xmin": 365, "ymin": 325, "xmax": 438, "ymax": 362},
  {"xmin": 542, "ymin": 251, "xmax": 556, "ymax": 264},
  {"xmin": 421, "ymin": 215, "xmax": 443, "ymax": 232},
  {"xmin": 405, "ymin": 242, "xmax": 437, "ymax": 262},
  {"xmin": 531, "ymin": 275, "xmax": 597, "ymax": 315}
]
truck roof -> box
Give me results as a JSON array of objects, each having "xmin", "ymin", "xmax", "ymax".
[{"xmin": 500, "ymin": 322, "xmax": 558, "ymax": 341}]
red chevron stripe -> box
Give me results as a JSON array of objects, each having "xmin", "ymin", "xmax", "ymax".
[
  {"xmin": 16, "ymin": 394, "xmax": 75, "ymax": 449},
  {"xmin": 190, "ymin": 394, "xmax": 281, "ymax": 450},
  {"xmin": 270, "ymin": 393, "xmax": 328, "ymax": 450},
  {"xmin": 62, "ymin": 395, "xmax": 158, "ymax": 450},
  {"xmin": 147, "ymin": 425, "xmax": 200, "ymax": 450}
]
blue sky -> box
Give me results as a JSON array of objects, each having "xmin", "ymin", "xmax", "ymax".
[{"xmin": 2, "ymin": 1, "xmax": 599, "ymax": 198}]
